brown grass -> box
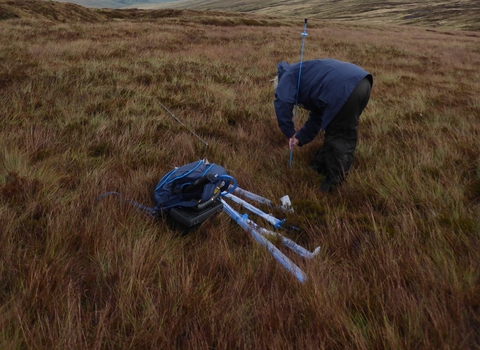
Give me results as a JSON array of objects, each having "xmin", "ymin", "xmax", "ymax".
[{"xmin": 0, "ymin": 0, "xmax": 479, "ymax": 348}]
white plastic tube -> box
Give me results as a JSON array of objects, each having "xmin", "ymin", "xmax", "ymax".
[
  {"xmin": 223, "ymin": 193, "xmax": 284, "ymax": 229},
  {"xmin": 246, "ymin": 218, "xmax": 320, "ymax": 259},
  {"xmin": 221, "ymin": 199, "xmax": 307, "ymax": 283}
]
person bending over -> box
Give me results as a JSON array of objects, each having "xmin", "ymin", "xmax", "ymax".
[{"xmin": 273, "ymin": 58, "xmax": 373, "ymax": 192}]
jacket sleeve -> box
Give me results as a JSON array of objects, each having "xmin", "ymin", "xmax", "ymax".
[
  {"xmin": 295, "ymin": 109, "xmax": 324, "ymax": 146},
  {"xmin": 274, "ymin": 94, "xmax": 295, "ymax": 138}
]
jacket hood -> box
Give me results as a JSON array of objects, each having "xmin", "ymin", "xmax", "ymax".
[{"xmin": 277, "ymin": 61, "xmax": 290, "ymax": 80}]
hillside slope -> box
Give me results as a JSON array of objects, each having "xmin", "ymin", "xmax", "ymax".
[
  {"xmin": 0, "ymin": 0, "xmax": 293, "ymax": 25},
  {"xmin": 51, "ymin": 0, "xmax": 176, "ymax": 9},
  {"xmin": 135, "ymin": 0, "xmax": 480, "ymax": 31}
]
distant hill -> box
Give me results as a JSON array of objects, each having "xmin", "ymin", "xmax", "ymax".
[
  {"xmin": 130, "ymin": 0, "xmax": 480, "ymax": 31},
  {"xmin": 34, "ymin": 0, "xmax": 480, "ymax": 31},
  {"xmin": 51, "ymin": 0, "xmax": 176, "ymax": 9},
  {"xmin": 0, "ymin": 0, "xmax": 292, "ymax": 24}
]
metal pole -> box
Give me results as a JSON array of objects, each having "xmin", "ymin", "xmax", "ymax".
[{"xmin": 290, "ymin": 18, "xmax": 308, "ymax": 168}]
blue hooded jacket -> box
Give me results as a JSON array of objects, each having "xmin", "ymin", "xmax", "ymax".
[{"xmin": 274, "ymin": 59, "xmax": 372, "ymax": 146}]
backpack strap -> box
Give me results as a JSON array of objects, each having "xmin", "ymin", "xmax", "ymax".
[
  {"xmin": 96, "ymin": 192, "xmax": 156, "ymax": 216},
  {"xmin": 97, "ymin": 191, "xmax": 205, "ymax": 216},
  {"xmin": 178, "ymin": 173, "xmax": 214, "ymax": 194}
]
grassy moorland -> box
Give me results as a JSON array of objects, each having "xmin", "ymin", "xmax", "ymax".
[
  {"xmin": 139, "ymin": 0, "xmax": 480, "ymax": 31},
  {"xmin": 52, "ymin": 0, "xmax": 177, "ymax": 10},
  {"xmin": 1, "ymin": 0, "xmax": 479, "ymax": 348}
]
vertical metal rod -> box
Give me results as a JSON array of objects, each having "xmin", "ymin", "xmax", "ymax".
[{"xmin": 290, "ymin": 18, "xmax": 308, "ymax": 168}]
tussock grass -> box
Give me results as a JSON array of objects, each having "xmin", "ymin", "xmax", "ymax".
[{"xmin": 1, "ymin": 1, "xmax": 479, "ymax": 348}]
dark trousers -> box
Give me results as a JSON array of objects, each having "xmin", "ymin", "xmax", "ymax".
[{"xmin": 311, "ymin": 77, "xmax": 372, "ymax": 192}]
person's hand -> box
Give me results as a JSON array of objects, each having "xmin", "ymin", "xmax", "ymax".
[{"xmin": 289, "ymin": 136, "xmax": 299, "ymax": 149}]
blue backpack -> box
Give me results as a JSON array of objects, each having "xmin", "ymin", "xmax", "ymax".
[
  {"xmin": 97, "ymin": 159, "xmax": 236, "ymax": 216},
  {"xmin": 153, "ymin": 159, "xmax": 236, "ymax": 214}
]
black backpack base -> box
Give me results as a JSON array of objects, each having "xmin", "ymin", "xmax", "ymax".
[{"xmin": 166, "ymin": 200, "xmax": 224, "ymax": 235}]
